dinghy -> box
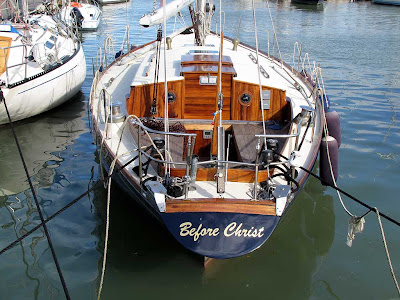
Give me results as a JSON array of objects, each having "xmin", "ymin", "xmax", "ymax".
[
  {"xmin": 90, "ymin": 0, "xmax": 339, "ymax": 260},
  {"xmin": 0, "ymin": 7, "xmax": 86, "ymax": 125}
]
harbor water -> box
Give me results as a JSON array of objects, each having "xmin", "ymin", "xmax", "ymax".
[{"xmin": 1, "ymin": 0, "xmax": 399, "ymax": 299}]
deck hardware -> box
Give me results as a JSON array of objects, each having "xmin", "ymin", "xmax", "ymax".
[
  {"xmin": 166, "ymin": 37, "xmax": 172, "ymax": 50},
  {"xmin": 253, "ymin": 139, "xmax": 262, "ymax": 201},
  {"xmin": 233, "ymin": 38, "xmax": 239, "ymax": 51},
  {"xmin": 145, "ymin": 181, "xmax": 167, "ymax": 212},
  {"xmin": 152, "ymin": 137, "xmax": 165, "ymax": 150},
  {"xmin": 273, "ymin": 185, "xmax": 291, "ymax": 216},
  {"xmin": 190, "ymin": 155, "xmax": 198, "ymax": 186},
  {"xmin": 203, "ymin": 130, "xmax": 212, "ymax": 139},
  {"xmin": 249, "ymin": 52, "xmax": 257, "ymax": 63},
  {"xmin": 260, "ymin": 66, "xmax": 269, "ymax": 78},
  {"xmin": 260, "ymin": 149, "xmax": 273, "ymax": 166},
  {"xmin": 199, "ymin": 74, "xmax": 217, "ymax": 85},
  {"xmin": 261, "ymin": 90, "xmax": 271, "ymax": 109},
  {"xmin": 299, "ymin": 105, "xmax": 314, "ymax": 126},
  {"xmin": 216, "ymin": 126, "xmax": 225, "ymax": 193},
  {"xmin": 107, "ymin": 101, "xmax": 125, "ymax": 123}
]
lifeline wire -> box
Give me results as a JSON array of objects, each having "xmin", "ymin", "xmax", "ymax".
[{"xmin": 0, "ymin": 91, "xmax": 71, "ymax": 300}]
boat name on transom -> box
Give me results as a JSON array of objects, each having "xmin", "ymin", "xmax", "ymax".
[{"xmin": 179, "ymin": 222, "xmax": 265, "ymax": 242}]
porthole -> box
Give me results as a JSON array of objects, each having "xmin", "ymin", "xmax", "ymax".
[
  {"xmin": 168, "ymin": 92, "xmax": 176, "ymax": 103},
  {"xmin": 239, "ymin": 92, "xmax": 252, "ymax": 106},
  {"xmin": 163, "ymin": 91, "xmax": 176, "ymax": 103}
]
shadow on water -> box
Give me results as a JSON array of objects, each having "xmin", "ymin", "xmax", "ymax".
[{"xmin": 92, "ymin": 170, "xmax": 335, "ymax": 300}]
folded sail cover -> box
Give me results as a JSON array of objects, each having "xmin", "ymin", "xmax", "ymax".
[{"xmin": 139, "ymin": 0, "xmax": 196, "ymax": 27}]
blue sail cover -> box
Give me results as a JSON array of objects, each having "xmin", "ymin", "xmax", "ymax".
[{"xmin": 0, "ymin": 24, "xmax": 22, "ymax": 35}]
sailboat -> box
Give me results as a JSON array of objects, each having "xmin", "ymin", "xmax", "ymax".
[
  {"xmin": 59, "ymin": 0, "xmax": 102, "ymax": 31},
  {"xmin": 0, "ymin": 1, "xmax": 86, "ymax": 125},
  {"xmin": 89, "ymin": 0, "xmax": 340, "ymax": 260}
]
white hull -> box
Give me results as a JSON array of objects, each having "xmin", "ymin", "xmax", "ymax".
[
  {"xmin": 0, "ymin": 15, "xmax": 86, "ymax": 125},
  {"xmin": 0, "ymin": 46, "xmax": 86, "ymax": 125},
  {"xmin": 60, "ymin": 3, "xmax": 102, "ymax": 30}
]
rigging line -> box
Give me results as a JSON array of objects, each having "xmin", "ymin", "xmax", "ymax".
[
  {"xmin": 0, "ymin": 90, "xmax": 71, "ymax": 300},
  {"xmin": 317, "ymin": 71, "xmax": 354, "ymax": 218},
  {"xmin": 376, "ymin": 207, "xmax": 400, "ymax": 295},
  {"xmin": 162, "ymin": 0, "xmax": 170, "ymax": 175},
  {"xmin": 265, "ymin": 0, "xmax": 282, "ymax": 66},
  {"xmin": 276, "ymin": 152, "xmax": 400, "ymax": 227},
  {"xmin": 251, "ymin": 0, "xmax": 267, "ymax": 146}
]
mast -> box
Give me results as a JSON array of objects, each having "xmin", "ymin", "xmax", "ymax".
[
  {"xmin": 194, "ymin": 0, "xmax": 205, "ymax": 46},
  {"xmin": 192, "ymin": 0, "xmax": 214, "ymax": 46}
]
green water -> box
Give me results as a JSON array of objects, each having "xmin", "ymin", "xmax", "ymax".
[{"xmin": 1, "ymin": 0, "xmax": 400, "ymax": 299}]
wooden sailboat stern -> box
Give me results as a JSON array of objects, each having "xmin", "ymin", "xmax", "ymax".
[{"xmin": 161, "ymin": 210, "xmax": 279, "ymax": 259}]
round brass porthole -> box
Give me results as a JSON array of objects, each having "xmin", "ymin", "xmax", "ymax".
[{"xmin": 239, "ymin": 92, "xmax": 252, "ymax": 106}]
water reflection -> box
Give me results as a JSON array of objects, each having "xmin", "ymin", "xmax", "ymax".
[
  {"xmin": 0, "ymin": 94, "xmax": 90, "ymax": 299},
  {"xmin": 0, "ymin": 93, "xmax": 86, "ymax": 197}
]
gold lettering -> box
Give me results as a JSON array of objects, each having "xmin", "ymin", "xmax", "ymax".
[
  {"xmin": 179, "ymin": 222, "xmax": 192, "ymax": 237},
  {"xmin": 224, "ymin": 222, "xmax": 237, "ymax": 237},
  {"xmin": 234, "ymin": 223, "xmax": 243, "ymax": 237}
]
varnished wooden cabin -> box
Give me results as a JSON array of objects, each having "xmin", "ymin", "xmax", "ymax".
[{"xmin": 126, "ymin": 52, "xmax": 291, "ymax": 178}]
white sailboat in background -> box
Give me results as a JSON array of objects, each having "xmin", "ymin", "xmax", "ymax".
[
  {"xmin": 0, "ymin": 0, "xmax": 86, "ymax": 125},
  {"xmin": 59, "ymin": 0, "xmax": 102, "ymax": 30}
]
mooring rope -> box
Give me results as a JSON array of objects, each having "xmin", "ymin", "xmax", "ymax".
[
  {"xmin": 375, "ymin": 207, "xmax": 400, "ymax": 295},
  {"xmin": 96, "ymin": 153, "xmax": 122, "ymax": 300},
  {"xmin": 0, "ymin": 90, "xmax": 71, "ymax": 300},
  {"xmin": 279, "ymin": 151, "xmax": 399, "ymax": 294}
]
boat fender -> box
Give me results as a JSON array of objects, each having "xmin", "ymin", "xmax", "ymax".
[
  {"xmin": 319, "ymin": 136, "xmax": 339, "ymax": 186},
  {"xmin": 324, "ymin": 109, "xmax": 341, "ymax": 148}
]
